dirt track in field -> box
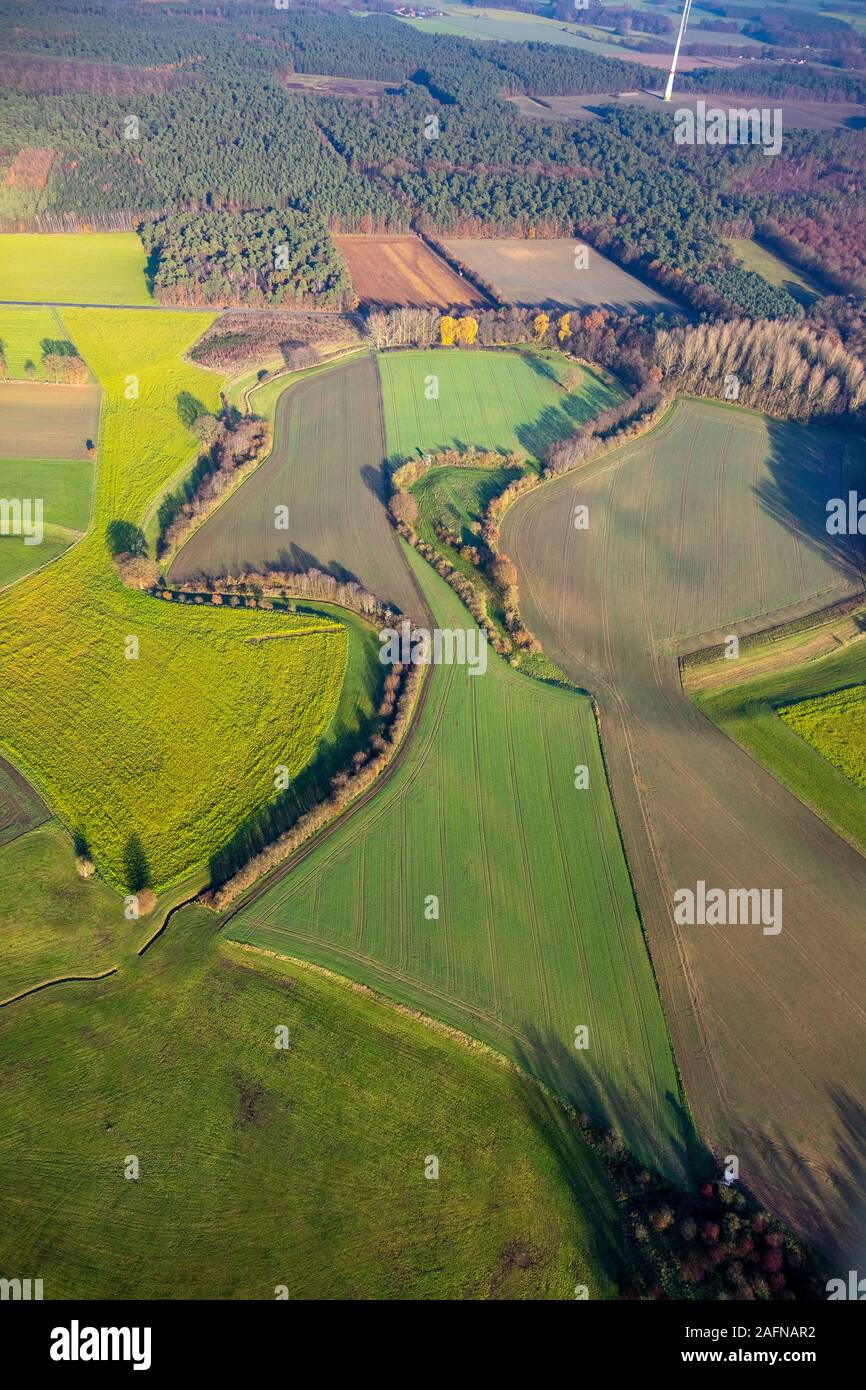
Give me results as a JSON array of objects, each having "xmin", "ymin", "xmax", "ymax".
[
  {"xmin": 169, "ymin": 353, "xmax": 422, "ymax": 617},
  {"xmin": 334, "ymin": 234, "xmax": 486, "ymax": 310},
  {"xmin": 0, "ymin": 382, "xmax": 101, "ymax": 459},
  {"xmin": 503, "ymin": 397, "xmax": 866, "ymax": 1264}
]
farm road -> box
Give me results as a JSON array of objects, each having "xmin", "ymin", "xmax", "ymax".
[
  {"xmin": 504, "ymin": 397, "xmax": 866, "ymax": 1265},
  {"xmin": 0, "ymin": 300, "xmax": 345, "ymax": 315}
]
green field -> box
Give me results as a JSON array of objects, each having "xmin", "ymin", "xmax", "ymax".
[
  {"xmin": 0, "ymin": 821, "xmax": 134, "ymax": 1003},
  {"xmin": 695, "ymin": 633, "xmax": 866, "ymax": 857},
  {"xmin": 725, "ymin": 238, "xmax": 825, "ymax": 307},
  {"xmin": 0, "ymin": 457, "xmax": 94, "ymax": 533},
  {"xmin": 0, "ymin": 232, "xmax": 151, "ymax": 305},
  {"xmin": 0, "ymin": 310, "xmax": 352, "ymax": 893},
  {"xmin": 0, "ymin": 886, "xmax": 629, "ymax": 1298},
  {"xmin": 400, "ymin": 2, "xmax": 759, "ymax": 55},
  {"xmin": 0, "ymin": 305, "xmax": 79, "ymax": 379},
  {"xmin": 0, "ymin": 455, "xmax": 95, "ymax": 589},
  {"xmin": 378, "ymin": 348, "xmax": 615, "ymax": 466},
  {"xmin": 227, "ymin": 548, "xmax": 687, "ymax": 1172},
  {"xmin": 780, "ymin": 683, "xmax": 866, "ymax": 789}
]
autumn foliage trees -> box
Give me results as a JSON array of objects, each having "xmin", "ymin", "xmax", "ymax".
[{"xmin": 439, "ymin": 314, "xmax": 479, "ymax": 347}]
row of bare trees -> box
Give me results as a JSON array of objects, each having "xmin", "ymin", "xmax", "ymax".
[
  {"xmin": 158, "ymin": 416, "xmax": 271, "ymax": 558},
  {"xmin": 166, "ymin": 566, "xmax": 399, "ymax": 629},
  {"xmin": 654, "ymin": 319, "xmax": 866, "ymax": 421}
]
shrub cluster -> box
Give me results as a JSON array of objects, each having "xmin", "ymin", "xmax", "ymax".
[
  {"xmin": 574, "ymin": 1110, "xmax": 824, "ymax": 1301},
  {"xmin": 158, "ymin": 414, "xmax": 271, "ymax": 557},
  {"xmin": 391, "ymin": 446, "xmax": 520, "ymax": 491}
]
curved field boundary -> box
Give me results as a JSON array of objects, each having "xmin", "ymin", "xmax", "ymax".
[
  {"xmin": 503, "ymin": 395, "xmax": 866, "ymax": 1262},
  {"xmin": 169, "ymin": 352, "xmax": 423, "ymax": 618},
  {"xmin": 224, "ymin": 546, "xmax": 688, "ymax": 1175}
]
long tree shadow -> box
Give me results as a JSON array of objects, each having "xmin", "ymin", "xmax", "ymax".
[
  {"xmin": 124, "ymin": 832, "xmax": 152, "ymax": 893},
  {"xmin": 512, "ymin": 1024, "xmax": 696, "ymax": 1184},
  {"xmin": 754, "ymin": 415, "xmax": 866, "ymax": 582},
  {"xmin": 510, "ymin": 1025, "xmax": 840, "ymax": 1296},
  {"xmin": 207, "ymin": 627, "xmax": 387, "ymax": 886}
]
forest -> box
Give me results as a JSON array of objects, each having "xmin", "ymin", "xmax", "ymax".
[
  {"xmin": 2, "ymin": 1, "xmax": 865, "ymax": 320},
  {"xmin": 141, "ymin": 209, "xmax": 355, "ymax": 308}
]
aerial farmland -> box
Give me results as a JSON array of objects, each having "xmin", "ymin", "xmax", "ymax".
[{"xmin": 1, "ymin": 0, "xmax": 865, "ymax": 1345}]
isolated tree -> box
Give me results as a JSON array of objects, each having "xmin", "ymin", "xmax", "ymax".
[
  {"xmin": 106, "ymin": 519, "xmax": 148, "ymax": 558},
  {"xmin": 176, "ymin": 390, "xmax": 208, "ymax": 430}
]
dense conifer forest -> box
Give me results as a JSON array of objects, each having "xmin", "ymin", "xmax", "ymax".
[{"xmin": 2, "ymin": 1, "xmax": 865, "ymax": 316}]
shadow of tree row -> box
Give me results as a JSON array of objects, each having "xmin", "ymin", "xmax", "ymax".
[{"xmin": 510, "ymin": 1025, "xmax": 861, "ymax": 1299}]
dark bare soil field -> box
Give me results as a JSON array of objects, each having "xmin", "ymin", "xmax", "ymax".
[
  {"xmin": 0, "ymin": 382, "xmax": 101, "ymax": 459},
  {"xmin": 169, "ymin": 354, "xmax": 420, "ymax": 616},
  {"xmin": 0, "ymin": 756, "xmax": 49, "ymax": 847},
  {"xmin": 443, "ymin": 237, "xmax": 680, "ymax": 314},
  {"xmin": 504, "ymin": 397, "xmax": 866, "ymax": 1263}
]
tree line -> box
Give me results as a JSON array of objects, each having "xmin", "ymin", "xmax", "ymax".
[{"xmin": 654, "ymin": 318, "xmax": 866, "ymax": 420}]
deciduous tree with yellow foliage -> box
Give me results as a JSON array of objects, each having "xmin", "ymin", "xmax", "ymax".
[
  {"xmin": 557, "ymin": 313, "xmax": 571, "ymax": 344},
  {"xmin": 533, "ymin": 312, "xmax": 550, "ymax": 343},
  {"xmin": 456, "ymin": 316, "xmax": 478, "ymax": 346},
  {"xmin": 439, "ymin": 315, "xmax": 459, "ymax": 346}
]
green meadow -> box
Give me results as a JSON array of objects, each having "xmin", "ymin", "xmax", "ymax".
[
  {"xmin": 0, "ymin": 305, "xmax": 78, "ymax": 379},
  {"xmin": 378, "ymin": 348, "xmax": 618, "ymax": 465},
  {"xmin": 694, "ymin": 634, "xmax": 866, "ymax": 857},
  {"xmin": 780, "ymin": 683, "xmax": 866, "ymax": 790},
  {"xmin": 0, "ymin": 880, "xmax": 629, "ymax": 1298},
  {"xmin": 227, "ymin": 550, "xmax": 688, "ymax": 1174}
]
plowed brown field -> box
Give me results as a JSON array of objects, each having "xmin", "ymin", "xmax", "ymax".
[
  {"xmin": 334, "ymin": 234, "xmax": 486, "ymax": 310},
  {"xmin": 0, "ymin": 382, "xmax": 101, "ymax": 459}
]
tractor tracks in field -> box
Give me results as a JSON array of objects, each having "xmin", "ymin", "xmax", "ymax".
[{"xmin": 502, "ymin": 398, "xmax": 866, "ymax": 1261}]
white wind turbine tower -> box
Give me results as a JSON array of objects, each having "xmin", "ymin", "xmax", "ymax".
[{"xmin": 663, "ymin": 0, "xmax": 694, "ymax": 101}]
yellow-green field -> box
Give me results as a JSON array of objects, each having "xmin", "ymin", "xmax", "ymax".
[
  {"xmin": 780, "ymin": 683, "xmax": 866, "ymax": 790},
  {"xmin": 0, "ymin": 232, "xmax": 151, "ymax": 305},
  {"xmin": 0, "ymin": 310, "xmax": 349, "ymax": 893}
]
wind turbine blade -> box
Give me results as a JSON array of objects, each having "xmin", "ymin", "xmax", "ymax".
[{"xmin": 664, "ymin": 0, "xmax": 693, "ymax": 102}]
